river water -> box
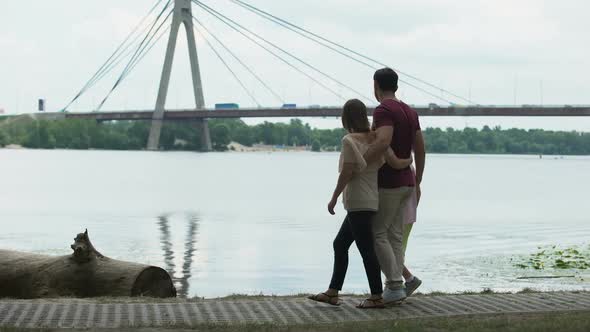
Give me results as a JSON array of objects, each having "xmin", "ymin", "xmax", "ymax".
[{"xmin": 1, "ymin": 149, "xmax": 589, "ymax": 298}]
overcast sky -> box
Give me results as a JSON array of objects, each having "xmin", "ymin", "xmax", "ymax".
[{"xmin": 0, "ymin": 0, "xmax": 588, "ymax": 129}]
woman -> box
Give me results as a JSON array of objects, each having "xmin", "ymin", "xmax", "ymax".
[{"xmin": 308, "ymin": 99, "xmax": 412, "ymax": 309}]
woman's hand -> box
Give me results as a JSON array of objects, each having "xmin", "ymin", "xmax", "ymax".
[
  {"xmin": 328, "ymin": 197, "xmax": 337, "ymax": 215},
  {"xmin": 329, "ymin": 163, "xmax": 353, "ymax": 216}
]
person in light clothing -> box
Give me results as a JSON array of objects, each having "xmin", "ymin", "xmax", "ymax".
[
  {"xmin": 401, "ymin": 165, "xmax": 422, "ymax": 296},
  {"xmin": 309, "ymin": 99, "xmax": 412, "ymax": 309}
]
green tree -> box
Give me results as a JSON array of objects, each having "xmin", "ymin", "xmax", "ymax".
[
  {"xmin": 38, "ymin": 121, "xmax": 56, "ymax": 149},
  {"xmin": 311, "ymin": 140, "xmax": 321, "ymax": 152},
  {"xmin": 211, "ymin": 123, "xmax": 231, "ymax": 151},
  {"xmin": 0, "ymin": 129, "xmax": 7, "ymax": 147},
  {"xmin": 1, "ymin": 117, "xmax": 589, "ymax": 155}
]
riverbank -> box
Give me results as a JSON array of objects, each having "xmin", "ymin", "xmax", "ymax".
[
  {"xmin": 2, "ymin": 143, "xmax": 588, "ymax": 157},
  {"xmin": 227, "ymin": 142, "xmax": 310, "ymax": 152},
  {"xmin": 0, "ymin": 291, "xmax": 588, "ymax": 330},
  {"xmin": 1, "ymin": 117, "xmax": 589, "ymax": 155}
]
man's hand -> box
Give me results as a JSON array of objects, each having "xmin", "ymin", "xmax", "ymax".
[
  {"xmin": 401, "ymin": 155, "xmax": 413, "ymax": 168},
  {"xmin": 416, "ymin": 184, "xmax": 422, "ymax": 206},
  {"xmin": 328, "ymin": 197, "xmax": 337, "ymax": 215},
  {"xmin": 385, "ymin": 149, "xmax": 413, "ymax": 170}
]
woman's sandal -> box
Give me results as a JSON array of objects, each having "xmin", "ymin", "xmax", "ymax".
[
  {"xmin": 307, "ymin": 293, "xmax": 341, "ymax": 306},
  {"xmin": 356, "ymin": 298, "xmax": 385, "ymax": 309}
]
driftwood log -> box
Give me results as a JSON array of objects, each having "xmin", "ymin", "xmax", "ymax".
[{"xmin": 0, "ymin": 230, "xmax": 176, "ymax": 299}]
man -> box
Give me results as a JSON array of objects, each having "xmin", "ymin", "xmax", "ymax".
[{"xmin": 364, "ymin": 68, "xmax": 426, "ymax": 304}]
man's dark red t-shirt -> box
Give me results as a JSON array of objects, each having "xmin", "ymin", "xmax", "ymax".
[{"xmin": 373, "ymin": 99, "xmax": 421, "ymax": 189}]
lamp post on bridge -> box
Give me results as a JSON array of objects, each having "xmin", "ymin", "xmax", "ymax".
[{"xmin": 147, "ymin": 0, "xmax": 212, "ymax": 151}]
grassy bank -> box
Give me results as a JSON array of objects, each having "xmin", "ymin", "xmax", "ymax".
[
  {"xmin": 0, "ymin": 288, "xmax": 580, "ymax": 303},
  {"xmin": 2, "ymin": 311, "xmax": 589, "ymax": 332}
]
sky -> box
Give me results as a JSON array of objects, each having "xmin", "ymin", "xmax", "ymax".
[{"xmin": 0, "ymin": 0, "xmax": 589, "ymax": 130}]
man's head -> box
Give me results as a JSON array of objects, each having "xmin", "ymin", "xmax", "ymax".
[
  {"xmin": 373, "ymin": 68, "xmax": 399, "ymax": 102},
  {"xmin": 342, "ymin": 99, "xmax": 370, "ymax": 133}
]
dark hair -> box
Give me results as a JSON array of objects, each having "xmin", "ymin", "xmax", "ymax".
[
  {"xmin": 342, "ymin": 99, "xmax": 370, "ymax": 133},
  {"xmin": 373, "ymin": 68, "xmax": 398, "ymax": 93}
]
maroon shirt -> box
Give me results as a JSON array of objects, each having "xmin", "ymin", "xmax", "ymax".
[{"xmin": 373, "ymin": 99, "xmax": 421, "ymax": 189}]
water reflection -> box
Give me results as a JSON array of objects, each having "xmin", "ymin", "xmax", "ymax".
[{"xmin": 157, "ymin": 213, "xmax": 200, "ymax": 298}]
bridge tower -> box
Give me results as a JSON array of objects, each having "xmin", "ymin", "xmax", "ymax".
[{"xmin": 147, "ymin": 0, "xmax": 212, "ymax": 151}]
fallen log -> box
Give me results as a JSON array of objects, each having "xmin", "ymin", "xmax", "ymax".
[{"xmin": 0, "ymin": 230, "xmax": 176, "ymax": 299}]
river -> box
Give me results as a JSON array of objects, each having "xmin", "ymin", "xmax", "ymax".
[{"xmin": 1, "ymin": 149, "xmax": 589, "ymax": 298}]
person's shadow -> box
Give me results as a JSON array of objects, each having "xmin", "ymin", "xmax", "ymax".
[{"xmin": 157, "ymin": 213, "xmax": 200, "ymax": 298}]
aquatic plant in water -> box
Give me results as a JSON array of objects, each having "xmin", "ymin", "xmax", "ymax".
[{"xmin": 515, "ymin": 245, "xmax": 590, "ymax": 270}]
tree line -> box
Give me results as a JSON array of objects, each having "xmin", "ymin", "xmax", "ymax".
[{"xmin": 0, "ymin": 117, "xmax": 588, "ymax": 155}]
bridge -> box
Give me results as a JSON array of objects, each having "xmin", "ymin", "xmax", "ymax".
[
  {"xmin": 34, "ymin": 0, "xmax": 590, "ymax": 151},
  {"xmin": 39, "ymin": 105, "xmax": 590, "ymax": 122}
]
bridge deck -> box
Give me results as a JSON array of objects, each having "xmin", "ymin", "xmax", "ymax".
[
  {"xmin": 4, "ymin": 106, "xmax": 590, "ymax": 122},
  {"xmin": 53, "ymin": 106, "xmax": 590, "ymax": 121}
]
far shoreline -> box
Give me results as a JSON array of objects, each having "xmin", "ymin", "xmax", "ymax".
[{"xmin": 1, "ymin": 144, "xmax": 589, "ymax": 157}]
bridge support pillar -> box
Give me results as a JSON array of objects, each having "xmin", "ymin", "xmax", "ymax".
[
  {"xmin": 194, "ymin": 119, "xmax": 212, "ymax": 152},
  {"xmin": 147, "ymin": 119, "xmax": 164, "ymax": 150},
  {"xmin": 147, "ymin": 0, "xmax": 206, "ymax": 151}
]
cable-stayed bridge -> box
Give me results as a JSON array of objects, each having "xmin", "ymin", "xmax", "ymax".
[
  {"xmin": 41, "ymin": 0, "xmax": 590, "ymax": 151},
  {"xmin": 42, "ymin": 105, "xmax": 590, "ymax": 122}
]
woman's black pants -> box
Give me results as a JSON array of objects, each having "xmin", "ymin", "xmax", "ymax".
[{"xmin": 329, "ymin": 211, "xmax": 383, "ymax": 295}]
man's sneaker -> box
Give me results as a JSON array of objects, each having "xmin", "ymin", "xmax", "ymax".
[
  {"xmin": 405, "ymin": 276, "xmax": 422, "ymax": 297},
  {"xmin": 382, "ymin": 287, "xmax": 406, "ymax": 305}
]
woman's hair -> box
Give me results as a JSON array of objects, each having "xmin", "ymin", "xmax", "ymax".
[{"xmin": 342, "ymin": 99, "xmax": 370, "ymax": 133}]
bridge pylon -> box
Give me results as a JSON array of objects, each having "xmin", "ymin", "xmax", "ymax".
[{"xmin": 147, "ymin": 0, "xmax": 212, "ymax": 151}]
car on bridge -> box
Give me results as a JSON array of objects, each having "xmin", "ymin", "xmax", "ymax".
[
  {"xmin": 215, "ymin": 103, "xmax": 239, "ymax": 110},
  {"xmin": 281, "ymin": 103, "xmax": 297, "ymax": 109}
]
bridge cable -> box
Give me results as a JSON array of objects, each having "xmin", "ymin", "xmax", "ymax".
[
  {"xmin": 230, "ymin": 0, "xmax": 474, "ymax": 105},
  {"xmin": 96, "ymin": 2, "xmax": 173, "ymax": 110},
  {"xmin": 126, "ymin": 25, "xmax": 172, "ymax": 79},
  {"xmin": 230, "ymin": 0, "xmax": 376, "ymax": 70},
  {"xmin": 117, "ymin": 14, "xmax": 173, "ymax": 85},
  {"xmin": 83, "ymin": 1, "xmax": 168, "ymax": 97},
  {"xmin": 192, "ymin": 1, "xmax": 346, "ymax": 101},
  {"xmin": 84, "ymin": 13, "xmax": 171, "ymax": 99},
  {"xmin": 63, "ymin": 0, "xmax": 166, "ymax": 111},
  {"xmin": 192, "ymin": 18, "xmax": 261, "ymax": 106},
  {"xmin": 97, "ymin": 3, "xmax": 173, "ymax": 110},
  {"xmin": 76, "ymin": 23, "xmax": 170, "ymax": 108},
  {"xmin": 194, "ymin": 0, "xmax": 371, "ymax": 102},
  {"xmin": 96, "ymin": 9, "xmax": 172, "ymax": 111},
  {"xmin": 63, "ymin": 23, "xmax": 167, "ymax": 114},
  {"xmin": 230, "ymin": 0, "xmax": 458, "ymax": 104},
  {"xmin": 85, "ymin": 31, "xmax": 160, "ymax": 96},
  {"xmin": 191, "ymin": 15, "xmax": 285, "ymax": 104}
]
